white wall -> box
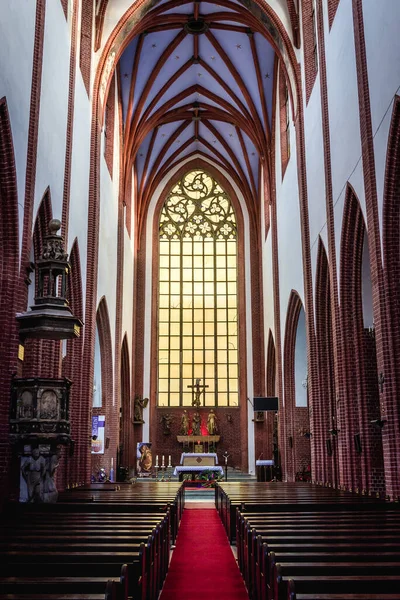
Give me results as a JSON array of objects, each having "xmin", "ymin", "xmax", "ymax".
[
  {"xmin": 97, "ymin": 130, "xmax": 119, "ymax": 393},
  {"xmin": 0, "ymin": 0, "xmax": 36, "ymax": 252},
  {"xmin": 34, "ymin": 0, "xmax": 70, "ymax": 224},
  {"xmin": 363, "ymin": 0, "xmax": 400, "ymax": 255}
]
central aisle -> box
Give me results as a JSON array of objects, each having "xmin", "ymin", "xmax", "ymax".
[{"xmin": 159, "ymin": 508, "xmax": 249, "ymax": 600}]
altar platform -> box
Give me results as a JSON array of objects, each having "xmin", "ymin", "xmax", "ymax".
[{"xmin": 173, "ymin": 465, "xmax": 224, "ymax": 481}]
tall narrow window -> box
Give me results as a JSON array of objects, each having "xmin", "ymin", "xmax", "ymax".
[{"xmin": 158, "ymin": 170, "xmax": 239, "ymax": 407}]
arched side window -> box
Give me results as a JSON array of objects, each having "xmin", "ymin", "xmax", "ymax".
[{"xmin": 158, "ymin": 169, "xmax": 239, "ymax": 407}]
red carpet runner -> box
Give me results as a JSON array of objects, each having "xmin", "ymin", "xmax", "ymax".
[{"xmin": 160, "ymin": 508, "xmax": 249, "ymax": 600}]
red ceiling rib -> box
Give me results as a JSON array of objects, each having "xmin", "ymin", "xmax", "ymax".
[
  {"xmin": 236, "ymin": 126, "xmax": 258, "ymax": 201},
  {"xmin": 124, "ymin": 34, "xmax": 145, "ymax": 144},
  {"xmin": 205, "ymin": 30, "xmax": 266, "ymax": 147}
]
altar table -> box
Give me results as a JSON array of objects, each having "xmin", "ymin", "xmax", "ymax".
[
  {"xmin": 180, "ymin": 452, "xmax": 218, "ymax": 466},
  {"xmin": 173, "ymin": 465, "xmax": 224, "ymax": 481}
]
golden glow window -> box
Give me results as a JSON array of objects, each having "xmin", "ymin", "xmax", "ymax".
[{"xmin": 158, "ymin": 170, "xmax": 238, "ymax": 407}]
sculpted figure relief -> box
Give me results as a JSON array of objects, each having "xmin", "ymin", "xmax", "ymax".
[
  {"xmin": 21, "ymin": 448, "xmax": 46, "ymax": 503},
  {"xmin": 192, "ymin": 411, "xmax": 201, "ymax": 436},
  {"xmin": 134, "ymin": 396, "xmax": 149, "ymax": 423},
  {"xmin": 179, "ymin": 410, "xmax": 190, "ymax": 435},
  {"xmin": 207, "ymin": 409, "xmax": 218, "ymax": 435},
  {"xmin": 43, "ymin": 448, "xmax": 61, "ymax": 503},
  {"xmin": 160, "ymin": 412, "xmax": 173, "ymax": 435}
]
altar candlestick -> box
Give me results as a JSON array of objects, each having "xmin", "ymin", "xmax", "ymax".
[
  {"xmin": 168, "ymin": 455, "xmax": 172, "ymax": 467},
  {"xmin": 156, "ymin": 455, "xmax": 159, "ymax": 466},
  {"xmin": 162, "ymin": 455, "xmax": 165, "ymax": 466}
]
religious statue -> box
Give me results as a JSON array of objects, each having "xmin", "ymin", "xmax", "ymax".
[
  {"xmin": 207, "ymin": 409, "xmax": 218, "ymax": 435},
  {"xmin": 133, "ymin": 396, "xmax": 149, "ymax": 423},
  {"xmin": 43, "ymin": 448, "xmax": 61, "ymax": 503},
  {"xmin": 21, "ymin": 448, "xmax": 46, "ymax": 503},
  {"xmin": 179, "ymin": 410, "xmax": 190, "ymax": 435},
  {"xmin": 137, "ymin": 443, "xmax": 152, "ymax": 476},
  {"xmin": 160, "ymin": 412, "xmax": 173, "ymax": 435},
  {"xmin": 192, "ymin": 411, "xmax": 201, "ymax": 436}
]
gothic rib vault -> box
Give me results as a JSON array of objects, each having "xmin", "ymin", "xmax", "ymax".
[{"xmin": 115, "ymin": 0, "xmax": 278, "ymax": 233}]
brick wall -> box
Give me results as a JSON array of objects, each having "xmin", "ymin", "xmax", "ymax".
[
  {"xmin": 0, "ymin": 98, "xmax": 20, "ymax": 505},
  {"xmin": 255, "ymin": 331, "xmax": 276, "ymax": 464},
  {"xmin": 328, "ymin": 0, "xmax": 340, "ymax": 28},
  {"xmin": 301, "ymin": 0, "xmax": 318, "ymax": 103},
  {"xmin": 278, "ymin": 64, "xmax": 290, "ymax": 178},
  {"xmin": 314, "ymin": 241, "xmax": 339, "ymax": 486},
  {"xmin": 90, "ymin": 298, "xmax": 117, "ymax": 481},
  {"xmin": 119, "ymin": 336, "xmax": 134, "ymax": 475},
  {"xmin": 104, "ymin": 74, "xmax": 115, "ymax": 178},
  {"xmin": 61, "ymin": 240, "xmax": 84, "ymax": 489},
  {"xmin": 153, "ymin": 407, "xmax": 242, "ymax": 473},
  {"xmin": 80, "ymin": 0, "xmax": 94, "ymax": 96},
  {"xmin": 60, "ymin": 0, "xmax": 68, "ymax": 19}
]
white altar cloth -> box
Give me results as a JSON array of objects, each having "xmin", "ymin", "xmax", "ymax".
[
  {"xmin": 180, "ymin": 452, "xmax": 218, "ymax": 465},
  {"xmin": 173, "ymin": 465, "xmax": 224, "ymax": 476},
  {"xmin": 256, "ymin": 460, "xmax": 274, "ymax": 466}
]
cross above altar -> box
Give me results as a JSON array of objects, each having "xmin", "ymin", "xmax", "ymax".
[{"xmin": 187, "ymin": 378, "xmax": 209, "ymax": 407}]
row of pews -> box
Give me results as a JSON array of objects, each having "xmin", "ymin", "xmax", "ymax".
[
  {"xmin": 216, "ymin": 481, "xmax": 400, "ymax": 600},
  {"xmin": 0, "ymin": 481, "xmax": 184, "ymax": 600}
]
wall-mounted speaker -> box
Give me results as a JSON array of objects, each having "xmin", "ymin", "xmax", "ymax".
[
  {"xmin": 253, "ymin": 397, "xmax": 279, "ymax": 411},
  {"xmin": 105, "ymin": 437, "xmax": 110, "ymax": 449}
]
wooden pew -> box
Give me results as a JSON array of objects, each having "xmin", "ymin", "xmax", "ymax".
[
  {"xmin": 219, "ymin": 484, "xmax": 400, "ymax": 600},
  {"xmin": 1, "ymin": 483, "xmax": 183, "ymax": 600}
]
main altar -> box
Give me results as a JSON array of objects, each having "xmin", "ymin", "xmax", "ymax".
[
  {"xmin": 171, "ymin": 379, "xmax": 224, "ymax": 480},
  {"xmin": 173, "ymin": 451, "xmax": 224, "ymax": 480}
]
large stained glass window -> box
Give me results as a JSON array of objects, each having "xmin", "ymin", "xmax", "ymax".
[{"xmin": 158, "ymin": 170, "xmax": 239, "ymax": 407}]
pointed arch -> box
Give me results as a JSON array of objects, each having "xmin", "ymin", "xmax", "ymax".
[
  {"xmin": 383, "ymin": 95, "xmax": 400, "ymax": 385},
  {"xmin": 119, "ymin": 334, "xmax": 133, "ymax": 476},
  {"xmin": 253, "ymin": 329, "xmax": 277, "ymax": 471},
  {"xmin": 62, "ymin": 239, "xmax": 84, "ymax": 488},
  {"xmin": 32, "ymin": 187, "xmax": 53, "ymax": 261},
  {"xmin": 340, "ymin": 184, "xmax": 384, "ymax": 494},
  {"xmin": 91, "ymin": 296, "xmax": 115, "ymax": 478},
  {"xmin": 283, "ymin": 291, "xmax": 310, "ymax": 481},
  {"xmin": 0, "ymin": 97, "xmax": 19, "ymax": 286},
  {"xmin": 315, "ymin": 238, "xmax": 338, "ymax": 486},
  {"xmin": 381, "ymin": 95, "xmax": 400, "ymax": 497},
  {"xmin": 266, "ymin": 329, "xmax": 276, "ymax": 397},
  {"xmin": 0, "ymin": 97, "xmax": 20, "ymax": 503},
  {"xmin": 147, "ymin": 158, "xmax": 251, "ymax": 471}
]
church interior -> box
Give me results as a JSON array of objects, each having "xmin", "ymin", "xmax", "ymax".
[{"xmin": 1, "ymin": 0, "xmax": 400, "ymax": 598}]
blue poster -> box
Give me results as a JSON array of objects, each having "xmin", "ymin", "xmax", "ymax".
[{"xmin": 91, "ymin": 415, "xmax": 105, "ymax": 454}]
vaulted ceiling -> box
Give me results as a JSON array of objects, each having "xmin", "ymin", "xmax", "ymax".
[{"xmin": 117, "ymin": 0, "xmax": 277, "ymax": 214}]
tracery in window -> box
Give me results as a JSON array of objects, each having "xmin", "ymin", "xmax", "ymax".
[{"xmin": 158, "ymin": 170, "xmax": 239, "ymax": 407}]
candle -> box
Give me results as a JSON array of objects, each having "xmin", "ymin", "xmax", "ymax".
[
  {"xmin": 168, "ymin": 455, "xmax": 172, "ymax": 467},
  {"xmin": 155, "ymin": 455, "xmax": 159, "ymax": 467},
  {"xmin": 162, "ymin": 455, "xmax": 165, "ymax": 466}
]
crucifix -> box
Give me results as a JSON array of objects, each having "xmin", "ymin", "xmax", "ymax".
[{"xmin": 187, "ymin": 378, "xmax": 208, "ymax": 408}]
